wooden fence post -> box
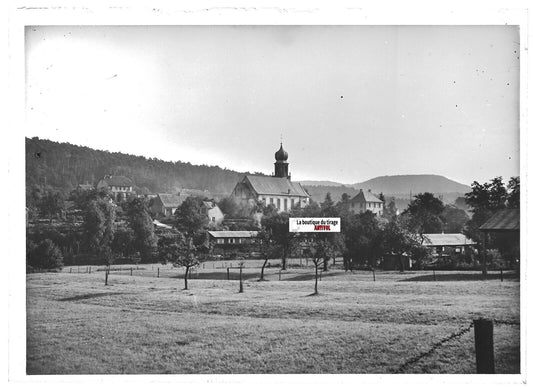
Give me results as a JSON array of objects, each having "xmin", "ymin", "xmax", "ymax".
[
  {"xmin": 89, "ymin": 266, "xmax": 91, "ymax": 274},
  {"xmin": 239, "ymin": 266, "xmax": 243, "ymax": 293},
  {"xmin": 372, "ymin": 269, "xmax": 376, "ymax": 282},
  {"xmin": 105, "ymin": 269, "xmax": 109, "ymax": 286},
  {"xmin": 157, "ymin": 268, "xmax": 160, "ymax": 278},
  {"xmin": 433, "ymin": 270, "xmax": 436, "ymax": 281},
  {"xmin": 69, "ymin": 268, "xmax": 72, "ymax": 273},
  {"xmin": 500, "ymin": 268, "xmax": 503, "ymax": 282},
  {"xmin": 474, "ymin": 318, "xmax": 495, "ymax": 374},
  {"xmin": 130, "ymin": 267, "xmax": 133, "ymax": 276},
  {"xmin": 227, "ymin": 268, "xmax": 230, "ymax": 280}
]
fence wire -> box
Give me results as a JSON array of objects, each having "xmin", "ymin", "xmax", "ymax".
[{"xmin": 395, "ymin": 322, "xmax": 474, "ymax": 373}]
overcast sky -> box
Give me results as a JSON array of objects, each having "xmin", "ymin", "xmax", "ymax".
[{"xmin": 25, "ymin": 25, "xmax": 519, "ymax": 186}]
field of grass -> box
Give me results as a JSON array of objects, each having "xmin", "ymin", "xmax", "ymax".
[{"xmin": 26, "ymin": 266, "xmax": 520, "ymax": 374}]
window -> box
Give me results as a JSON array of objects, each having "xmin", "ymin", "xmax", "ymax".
[
  {"xmin": 284, "ymin": 198, "xmax": 288, "ymax": 211},
  {"xmin": 270, "ymin": 198, "xmax": 274, "ymax": 204},
  {"xmin": 277, "ymin": 198, "xmax": 281, "ymax": 209},
  {"xmin": 217, "ymin": 239, "xmax": 224, "ymax": 244},
  {"xmin": 291, "ymin": 198, "xmax": 295, "ymax": 208}
]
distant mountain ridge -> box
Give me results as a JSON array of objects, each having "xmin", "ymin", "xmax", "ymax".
[
  {"xmin": 301, "ymin": 174, "xmax": 470, "ymax": 195},
  {"xmin": 353, "ymin": 174, "xmax": 471, "ymax": 195}
]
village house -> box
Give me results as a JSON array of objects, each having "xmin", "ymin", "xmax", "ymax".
[
  {"xmin": 207, "ymin": 231, "xmax": 258, "ymax": 253},
  {"xmin": 421, "ymin": 233, "xmax": 476, "ymax": 257},
  {"xmin": 202, "ymin": 201, "xmax": 224, "ymax": 227},
  {"xmin": 150, "ymin": 193, "xmax": 190, "ymax": 217},
  {"xmin": 231, "ymin": 143, "xmax": 310, "ymax": 212},
  {"xmin": 96, "ymin": 175, "xmax": 134, "ymax": 201},
  {"xmin": 349, "ymin": 189, "xmax": 384, "ymax": 216}
]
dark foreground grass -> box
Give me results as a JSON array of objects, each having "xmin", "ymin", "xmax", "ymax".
[{"xmin": 26, "ymin": 270, "xmax": 520, "ymax": 374}]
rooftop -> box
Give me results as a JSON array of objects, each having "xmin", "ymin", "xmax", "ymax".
[
  {"xmin": 479, "ymin": 209, "xmax": 520, "ymax": 231},
  {"xmin": 245, "ymin": 175, "xmax": 309, "ymax": 197},
  {"xmin": 422, "ymin": 233, "xmax": 475, "ymax": 247},
  {"xmin": 350, "ymin": 189, "xmax": 383, "ymax": 204},
  {"xmin": 208, "ymin": 231, "xmax": 258, "ymax": 239}
]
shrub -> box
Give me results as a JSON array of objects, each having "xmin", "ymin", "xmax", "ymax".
[{"xmin": 27, "ymin": 239, "xmax": 64, "ymax": 270}]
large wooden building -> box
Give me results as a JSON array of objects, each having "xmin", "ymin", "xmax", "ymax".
[{"xmin": 231, "ymin": 143, "xmax": 310, "ymax": 212}]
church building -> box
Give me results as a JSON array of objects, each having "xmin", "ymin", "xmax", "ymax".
[{"xmin": 231, "ymin": 143, "xmax": 310, "ymax": 212}]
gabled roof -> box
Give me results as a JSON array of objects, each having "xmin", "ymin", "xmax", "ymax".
[
  {"xmin": 479, "ymin": 209, "xmax": 520, "ymax": 231},
  {"xmin": 208, "ymin": 231, "xmax": 258, "ymax": 239},
  {"xmin": 99, "ymin": 175, "xmax": 133, "ymax": 187},
  {"xmin": 157, "ymin": 193, "xmax": 188, "ymax": 208},
  {"xmin": 422, "ymin": 233, "xmax": 475, "ymax": 247},
  {"xmin": 350, "ymin": 189, "xmax": 383, "ymax": 203},
  {"xmin": 202, "ymin": 201, "xmax": 216, "ymax": 209},
  {"xmin": 244, "ymin": 175, "xmax": 309, "ymax": 197}
]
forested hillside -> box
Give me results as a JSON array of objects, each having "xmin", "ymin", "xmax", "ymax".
[{"xmin": 26, "ymin": 137, "xmax": 257, "ymax": 196}]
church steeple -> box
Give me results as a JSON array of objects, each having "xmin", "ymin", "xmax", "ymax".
[{"xmin": 274, "ymin": 143, "xmax": 290, "ymax": 178}]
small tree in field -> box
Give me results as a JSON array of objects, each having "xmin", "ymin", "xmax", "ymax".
[
  {"xmin": 254, "ymin": 228, "xmax": 280, "ymax": 281},
  {"xmin": 306, "ymin": 238, "xmax": 336, "ymax": 295},
  {"xmin": 159, "ymin": 232, "xmax": 210, "ymax": 291},
  {"xmin": 176, "ymin": 238, "xmax": 201, "ymax": 290}
]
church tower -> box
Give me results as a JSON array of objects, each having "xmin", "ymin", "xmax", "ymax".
[{"xmin": 274, "ymin": 143, "xmax": 290, "ymax": 179}]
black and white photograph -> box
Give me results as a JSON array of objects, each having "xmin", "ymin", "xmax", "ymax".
[{"xmin": 6, "ymin": 1, "xmax": 530, "ymax": 384}]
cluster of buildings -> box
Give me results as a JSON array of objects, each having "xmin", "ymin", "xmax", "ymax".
[{"xmin": 80, "ymin": 143, "xmax": 482, "ymax": 264}]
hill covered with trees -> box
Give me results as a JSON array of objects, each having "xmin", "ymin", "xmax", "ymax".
[{"xmin": 26, "ymin": 137, "xmax": 261, "ymax": 197}]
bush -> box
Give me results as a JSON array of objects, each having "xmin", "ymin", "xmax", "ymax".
[{"xmin": 27, "ymin": 239, "xmax": 64, "ymax": 270}]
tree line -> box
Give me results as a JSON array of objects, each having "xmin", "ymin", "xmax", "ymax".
[{"xmin": 27, "ymin": 176, "xmax": 519, "ymax": 291}]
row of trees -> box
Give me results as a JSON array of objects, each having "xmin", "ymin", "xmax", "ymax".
[{"xmin": 27, "ymin": 176, "xmax": 520, "ymax": 291}]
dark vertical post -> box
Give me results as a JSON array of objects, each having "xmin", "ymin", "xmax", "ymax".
[
  {"xmin": 239, "ymin": 266, "xmax": 243, "ymax": 293},
  {"xmin": 373, "ymin": 269, "xmax": 376, "ymax": 282},
  {"xmin": 279, "ymin": 268, "xmax": 281, "ymax": 281},
  {"xmin": 482, "ymin": 232, "xmax": 488, "ymax": 277},
  {"xmin": 69, "ymin": 268, "xmax": 72, "ymax": 273},
  {"xmin": 474, "ymin": 318, "xmax": 495, "ymax": 373},
  {"xmin": 130, "ymin": 267, "xmax": 133, "ymax": 276},
  {"xmin": 500, "ymin": 268, "xmax": 503, "ymax": 282},
  {"xmin": 105, "ymin": 269, "xmax": 109, "ymax": 286},
  {"xmin": 157, "ymin": 268, "xmax": 160, "ymax": 278},
  {"xmin": 89, "ymin": 266, "xmax": 91, "ymax": 274},
  {"xmin": 433, "ymin": 270, "xmax": 436, "ymax": 281},
  {"xmin": 227, "ymin": 267, "xmax": 230, "ymax": 280}
]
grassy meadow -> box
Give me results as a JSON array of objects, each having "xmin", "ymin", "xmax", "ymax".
[{"xmin": 26, "ymin": 264, "xmax": 520, "ymax": 374}]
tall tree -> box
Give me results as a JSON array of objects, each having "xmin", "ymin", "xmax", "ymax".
[
  {"xmin": 39, "ymin": 191, "xmax": 65, "ymax": 224},
  {"xmin": 507, "ymin": 176, "xmax": 520, "ymax": 208},
  {"xmin": 382, "ymin": 198, "xmax": 398, "ymax": 222},
  {"xmin": 175, "ymin": 196, "xmax": 209, "ymax": 236},
  {"xmin": 403, "ymin": 192, "xmax": 445, "ymax": 235},
  {"xmin": 441, "ymin": 205, "xmax": 470, "ymax": 233},
  {"xmin": 83, "ymin": 198, "xmax": 116, "ymax": 266},
  {"xmin": 262, "ymin": 212, "xmax": 294, "ymax": 271},
  {"xmin": 127, "ymin": 197, "xmax": 158, "ymax": 263},
  {"xmin": 342, "ymin": 211, "xmax": 382, "ymax": 269}
]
